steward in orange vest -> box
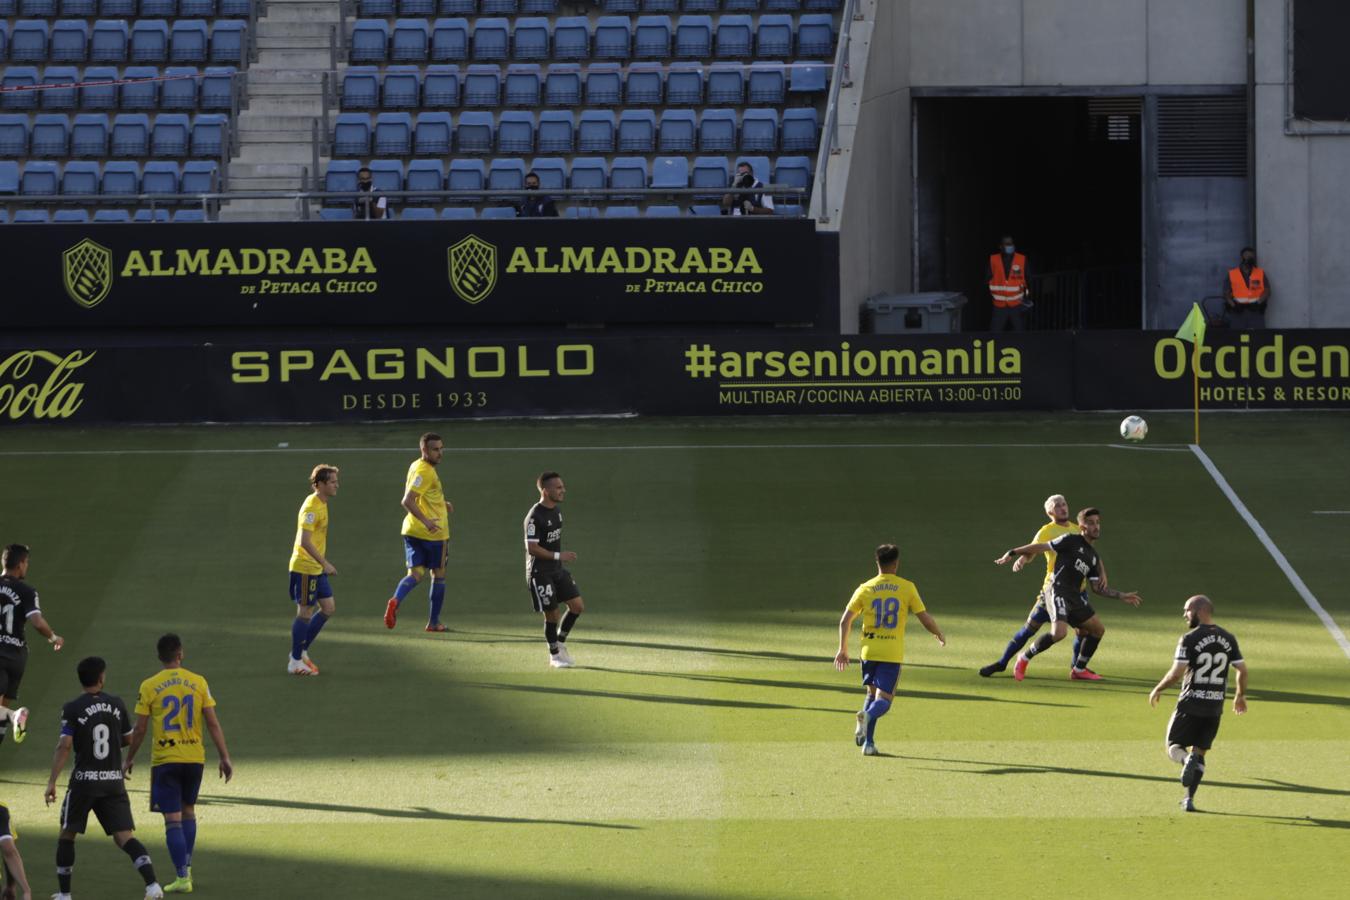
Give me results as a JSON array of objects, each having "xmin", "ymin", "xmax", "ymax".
[
  {"xmin": 1223, "ymin": 247, "xmax": 1269, "ymax": 330},
  {"xmin": 988, "ymin": 236, "xmax": 1030, "ymax": 331}
]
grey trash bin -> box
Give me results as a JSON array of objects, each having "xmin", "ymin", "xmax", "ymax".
[{"xmin": 863, "ymin": 292, "xmax": 967, "ymax": 333}]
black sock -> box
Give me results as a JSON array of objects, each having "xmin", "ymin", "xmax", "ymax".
[
  {"xmin": 545, "ymin": 620, "xmax": 559, "ymax": 654},
  {"xmin": 1075, "ymin": 635, "xmax": 1102, "ymax": 669},
  {"xmin": 1024, "ymin": 633, "xmax": 1056, "ymax": 659},
  {"xmin": 56, "ymin": 838, "xmax": 75, "ymax": 894},
  {"xmin": 1188, "ymin": 763, "xmax": 1205, "ymax": 799},
  {"xmin": 558, "ymin": 610, "xmax": 582, "ymax": 642},
  {"xmin": 121, "ymin": 837, "xmax": 157, "ymax": 887}
]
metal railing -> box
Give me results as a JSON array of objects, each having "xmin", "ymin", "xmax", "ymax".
[
  {"xmin": 816, "ymin": 0, "xmax": 859, "ymax": 222},
  {"xmin": 1025, "ymin": 265, "xmax": 1142, "ymax": 330}
]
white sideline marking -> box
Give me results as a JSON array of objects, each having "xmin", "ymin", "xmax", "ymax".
[
  {"xmin": 1107, "ymin": 443, "xmax": 1191, "ymax": 453},
  {"xmin": 1191, "ymin": 444, "xmax": 1350, "ymax": 660}
]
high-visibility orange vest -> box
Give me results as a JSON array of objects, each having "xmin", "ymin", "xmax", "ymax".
[
  {"xmin": 989, "ymin": 253, "xmax": 1028, "ymax": 308},
  {"xmin": 1228, "ymin": 266, "xmax": 1266, "ymax": 304}
]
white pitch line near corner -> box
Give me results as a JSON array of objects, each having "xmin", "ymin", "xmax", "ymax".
[{"xmin": 1191, "ymin": 444, "xmax": 1350, "ymax": 660}]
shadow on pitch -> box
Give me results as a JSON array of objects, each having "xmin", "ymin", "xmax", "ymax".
[
  {"xmin": 1005, "ymin": 676, "xmax": 1350, "ymax": 709},
  {"xmin": 459, "ymin": 680, "xmax": 847, "ymax": 714},
  {"xmin": 200, "ymin": 794, "xmax": 637, "ymax": 830},
  {"xmin": 1190, "ymin": 808, "xmax": 1350, "ymax": 829}
]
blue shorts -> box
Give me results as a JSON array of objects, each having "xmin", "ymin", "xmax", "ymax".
[
  {"xmin": 289, "ymin": 572, "xmax": 332, "ymax": 606},
  {"xmin": 403, "ymin": 536, "xmax": 447, "ymax": 571},
  {"xmin": 861, "ymin": 661, "xmax": 902, "ymax": 694},
  {"xmin": 150, "ymin": 763, "xmax": 204, "ymax": 814}
]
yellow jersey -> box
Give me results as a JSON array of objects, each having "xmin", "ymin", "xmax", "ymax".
[
  {"xmin": 288, "ymin": 492, "xmax": 329, "ymax": 575},
  {"xmin": 1034, "ymin": 521, "xmax": 1082, "ymax": 592},
  {"xmin": 846, "ymin": 573, "xmax": 926, "ymax": 664},
  {"xmin": 135, "ymin": 666, "xmax": 217, "ymax": 767},
  {"xmin": 401, "ymin": 459, "xmax": 448, "ymax": 540}
]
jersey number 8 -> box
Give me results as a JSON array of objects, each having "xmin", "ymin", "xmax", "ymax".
[
  {"xmin": 92, "ymin": 723, "xmax": 111, "ymax": 761},
  {"xmin": 871, "ymin": 597, "xmax": 900, "ymax": 629}
]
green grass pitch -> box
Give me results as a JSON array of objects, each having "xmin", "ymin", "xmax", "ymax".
[{"xmin": 0, "ymin": 411, "xmax": 1346, "ymax": 899}]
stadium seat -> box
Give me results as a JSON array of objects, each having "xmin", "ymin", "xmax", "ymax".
[
  {"xmin": 504, "ymin": 63, "xmax": 541, "ymax": 106},
  {"xmin": 577, "ymin": 109, "xmax": 615, "ymax": 152},
  {"xmin": 602, "ymin": 0, "xmax": 637, "ymax": 10},
  {"xmin": 536, "ymin": 109, "xmax": 573, "ymax": 152},
  {"xmin": 497, "ymin": 110, "xmax": 534, "ymax": 153},
  {"xmin": 747, "ymin": 62, "xmax": 786, "ymax": 104},
  {"xmin": 80, "ymin": 67, "xmax": 120, "ymax": 109},
  {"xmin": 93, "ymin": 208, "xmax": 132, "ymax": 221},
  {"xmin": 674, "ymin": 15, "xmax": 712, "ymax": 58},
  {"xmin": 773, "ymin": 154, "xmax": 812, "ymax": 200},
  {"xmin": 0, "ymin": 161, "xmax": 19, "ymax": 195},
  {"xmin": 143, "ymin": 160, "xmax": 181, "ymax": 196},
  {"xmin": 639, "ymin": 0, "xmax": 677, "ymax": 10},
  {"xmin": 413, "ymin": 111, "xmax": 453, "ymax": 155},
  {"xmin": 788, "ymin": 59, "xmax": 827, "ymax": 94},
  {"xmin": 804, "ymin": 0, "xmax": 841, "ymax": 9},
  {"xmin": 190, "ymin": 112, "xmax": 226, "ymax": 156},
  {"xmin": 399, "ymin": 0, "xmax": 433, "ymax": 14},
  {"xmin": 319, "ymin": 207, "xmax": 354, "ymax": 220},
  {"xmin": 462, "ymin": 64, "xmax": 501, "ymax": 107},
  {"xmin": 71, "ymin": 113, "xmax": 109, "ymax": 156},
  {"xmin": 422, "ymin": 64, "xmax": 460, "ymax": 107},
  {"xmin": 658, "ymin": 109, "xmax": 696, "ymax": 152},
  {"xmin": 604, "ymin": 205, "xmax": 639, "ymax": 217},
  {"xmin": 715, "ymin": 15, "xmax": 753, "ymax": 58},
  {"xmin": 90, "ymin": 20, "xmax": 129, "ymax": 63},
  {"xmin": 552, "ymin": 16, "xmax": 589, "ymax": 60},
  {"xmin": 0, "ymin": 115, "xmax": 30, "ymax": 156},
  {"xmin": 51, "ymin": 21, "xmax": 90, "ymax": 64},
  {"xmin": 481, "ymin": 205, "xmax": 515, "ymax": 219},
  {"xmin": 699, "ymin": 108, "xmax": 736, "ymax": 151},
  {"xmin": 41, "ymin": 67, "xmax": 80, "ymax": 110},
  {"xmin": 764, "ymin": 0, "xmax": 801, "ymax": 9},
  {"xmin": 323, "ymin": 159, "xmax": 359, "ymax": 202},
  {"xmin": 440, "ymin": 206, "xmax": 475, "ymax": 219},
  {"xmin": 172, "ymin": 208, "xmax": 206, "ymax": 221},
  {"xmin": 121, "ymin": 67, "xmax": 161, "ymax": 109},
  {"xmin": 333, "ymin": 113, "xmax": 371, "ymax": 156},
  {"xmin": 133, "ymin": 208, "xmax": 171, "ymax": 222},
  {"xmin": 481, "ymin": 0, "xmax": 517, "ymax": 11},
  {"xmin": 99, "ymin": 0, "xmax": 137, "ymax": 11},
  {"xmin": 585, "ymin": 63, "xmax": 622, "ymax": 106},
  {"xmin": 447, "ymin": 158, "xmax": 485, "ymax": 200},
  {"xmin": 101, "ymin": 160, "xmax": 140, "ymax": 198},
  {"xmin": 162, "ymin": 67, "xmax": 200, "ymax": 109},
  {"xmin": 487, "ymin": 156, "xmax": 526, "ymax": 192},
  {"xmin": 368, "ymin": 159, "xmax": 404, "ymax": 193},
  {"xmin": 181, "ymin": 159, "xmax": 218, "ymax": 193},
  {"xmin": 10, "ymin": 22, "xmax": 50, "ymax": 64},
  {"xmin": 683, "ymin": 0, "xmax": 718, "ymax": 12},
  {"xmin": 430, "ymin": 18, "xmax": 468, "ymax": 62},
  {"xmin": 401, "ymin": 207, "xmax": 437, "ymax": 219},
  {"xmin": 735, "ymin": 154, "xmax": 770, "ymax": 185},
  {"xmin": 361, "ymin": 0, "xmax": 394, "ymax": 13},
  {"xmin": 13, "ymin": 209, "xmax": 51, "ymax": 223},
  {"xmin": 689, "ymin": 204, "xmax": 722, "ymax": 216},
  {"xmin": 142, "ymin": 0, "xmax": 176, "ymax": 17},
  {"xmin": 707, "ymin": 64, "xmax": 744, "ymax": 105},
  {"xmin": 521, "ymin": 0, "xmax": 557, "ymax": 12},
  {"xmin": 568, "ymin": 156, "xmax": 606, "ymax": 191},
  {"xmin": 200, "ymin": 67, "xmax": 235, "ymax": 109},
  {"xmin": 563, "ymin": 205, "xmax": 600, "ymax": 218},
  {"xmin": 62, "ymin": 0, "xmax": 98, "ymax": 12},
  {"xmin": 1, "ymin": 69, "xmax": 39, "ymax": 112},
  {"xmin": 210, "ymin": 20, "xmax": 245, "ymax": 63},
  {"xmin": 61, "ymin": 160, "xmax": 101, "ymax": 196},
  {"xmin": 625, "ymin": 62, "xmax": 663, "ymax": 105},
  {"xmin": 544, "ymin": 64, "xmax": 581, "ymax": 106},
  {"xmin": 21, "ymin": 161, "xmax": 60, "ymax": 196},
  {"xmin": 645, "ymin": 205, "xmax": 681, "ymax": 217},
  {"xmin": 665, "ymin": 63, "xmax": 703, "ymax": 104},
  {"xmin": 756, "ymin": 14, "xmax": 794, "ymax": 57},
  {"xmin": 692, "ymin": 155, "xmax": 729, "ymax": 199},
  {"xmin": 171, "ymin": 20, "xmax": 209, "ymax": 64},
  {"xmin": 439, "ymin": 0, "xmax": 476, "ymax": 15},
  {"xmin": 471, "ymin": 17, "xmax": 509, "ymax": 61},
  {"xmin": 609, "ymin": 157, "xmax": 647, "ymax": 199},
  {"xmin": 130, "ymin": 20, "xmax": 169, "ymax": 64},
  {"xmin": 373, "ymin": 111, "xmax": 414, "ymax": 155},
  {"xmin": 512, "ymin": 17, "xmax": 548, "ymax": 61},
  {"xmin": 741, "ymin": 108, "xmax": 778, "ymax": 152},
  {"xmin": 182, "ymin": 0, "xmax": 218, "ymax": 13},
  {"xmin": 780, "ymin": 107, "xmax": 818, "ymax": 151},
  {"xmin": 382, "ymin": 65, "xmax": 422, "ymax": 109},
  {"xmin": 634, "ymin": 15, "xmax": 671, "ymax": 58},
  {"xmin": 151, "ymin": 112, "xmax": 191, "ymax": 156},
  {"xmin": 528, "ymin": 156, "xmax": 565, "ymax": 190},
  {"xmin": 455, "ymin": 110, "xmax": 493, "ymax": 153},
  {"xmin": 594, "ymin": 16, "xmax": 631, "ymax": 60},
  {"xmin": 724, "ymin": 0, "xmax": 762, "ymax": 10},
  {"xmin": 617, "ymin": 109, "xmax": 656, "ymax": 152},
  {"xmin": 350, "ymin": 20, "xmax": 389, "ymax": 63},
  {"xmin": 28, "ymin": 115, "xmax": 68, "ymax": 158},
  {"xmin": 797, "ymin": 13, "xmax": 834, "ymax": 56},
  {"xmin": 392, "ymin": 19, "xmax": 430, "ymax": 62},
  {"xmin": 111, "ymin": 113, "xmax": 151, "ymax": 155},
  {"xmin": 405, "ymin": 158, "xmax": 445, "ymax": 200},
  {"xmin": 343, "ymin": 66, "xmax": 380, "ymax": 109},
  {"xmin": 650, "ymin": 155, "xmax": 689, "ymax": 189}
]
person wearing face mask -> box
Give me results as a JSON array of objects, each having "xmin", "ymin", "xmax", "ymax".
[
  {"xmin": 353, "ymin": 166, "xmax": 388, "ymax": 221},
  {"xmin": 987, "ymin": 235, "xmax": 1030, "ymax": 331},
  {"xmin": 516, "ymin": 171, "xmax": 558, "ymax": 218},
  {"xmin": 1223, "ymin": 247, "xmax": 1269, "ymax": 329},
  {"xmin": 720, "ymin": 162, "xmax": 774, "ymax": 216}
]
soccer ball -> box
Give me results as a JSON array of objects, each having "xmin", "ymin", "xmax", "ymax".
[{"xmin": 1120, "ymin": 415, "xmax": 1148, "ymax": 442}]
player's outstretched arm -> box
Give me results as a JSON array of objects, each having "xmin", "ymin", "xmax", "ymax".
[
  {"xmin": 43, "ymin": 736, "xmax": 73, "ymax": 805},
  {"xmin": 1232, "ymin": 661, "xmax": 1249, "ymax": 715},
  {"xmin": 204, "ymin": 707, "xmax": 233, "ymax": 782},
  {"xmin": 122, "ymin": 714, "xmax": 150, "ymax": 778},
  {"xmin": 0, "ymin": 836, "xmax": 32, "ymax": 900},
  {"xmin": 833, "ymin": 608, "xmax": 857, "ymax": 670},
  {"xmin": 1091, "ymin": 581, "xmax": 1141, "ymax": 606},
  {"xmin": 915, "ymin": 611, "xmax": 946, "ymax": 647},
  {"xmin": 995, "ymin": 542, "xmax": 1051, "ymax": 565},
  {"xmin": 1147, "ymin": 661, "xmax": 1187, "ymax": 707},
  {"xmin": 28, "ymin": 614, "xmax": 62, "ymax": 652}
]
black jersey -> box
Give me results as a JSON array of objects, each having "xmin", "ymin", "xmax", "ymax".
[
  {"xmin": 1046, "ymin": 533, "xmax": 1100, "ymax": 601},
  {"xmin": 1175, "ymin": 625, "xmax": 1244, "ymax": 717},
  {"xmin": 0, "ymin": 575, "xmax": 41, "ymax": 656},
  {"xmin": 60, "ymin": 691, "xmax": 132, "ymax": 797},
  {"xmin": 524, "ymin": 502, "xmax": 563, "ymax": 577}
]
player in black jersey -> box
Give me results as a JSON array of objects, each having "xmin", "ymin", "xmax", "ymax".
[
  {"xmin": 995, "ymin": 508, "xmax": 1141, "ymax": 681},
  {"xmin": 524, "ymin": 472, "xmax": 586, "ymax": 668},
  {"xmin": 44, "ymin": 657, "xmax": 164, "ymax": 900},
  {"xmin": 1149, "ymin": 595, "xmax": 1248, "ymax": 812},
  {"xmin": 0, "ymin": 544, "xmax": 65, "ymax": 749}
]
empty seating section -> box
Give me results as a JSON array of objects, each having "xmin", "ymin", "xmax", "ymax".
[
  {"xmin": 331, "ymin": 3, "xmax": 836, "ymax": 216},
  {"xmin": 1, "ymin": 3, "xmax": 250, "ymax": 221}
]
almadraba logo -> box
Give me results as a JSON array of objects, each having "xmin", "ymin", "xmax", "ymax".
[
  {"xmin": 448, "ymin": 235, "xmax": 498, "ymax": 305},
  {"xmin": 0, "ymin": 350, "xmax": 94, "ymax": 420},
  {"xmin": 63, "ymin": 239, "xmax": 114, "ymax": 308}
]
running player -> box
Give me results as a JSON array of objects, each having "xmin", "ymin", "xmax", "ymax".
[
  {"xmin": 994, "ymin": 508, "xmax": 1141, "ymax": 680},
  {"xmin": 384, "ymin": 433, "xmax": 453, "ymax": 632},
  {"xmin": 525, "ymin": 472, "xmax": 585, "ymax": 668},
  {"xmin": 287, "ymin": 464, "xmax": 340, "ymax": 676},
  {"xmin": 1149, "ymin": 595, "xmax": 1248, "ymax": 812},
  {"xmin": 0, "ymin": 544, "xmax": 65, "ymax": 747},
  {"xmin": 0, "ymin": 802, "xmax": 32, "ymax": 900},
  {"xmin": 44, "ymin": 657, "xmax": 164, "ymax": 900},
  {"xmin": 833, "ymin": 544, "xmax": 946, "ymax": 756},
  {"xmin": 124, "ymin": 634, "xmax": 233, "ymax": 894}
]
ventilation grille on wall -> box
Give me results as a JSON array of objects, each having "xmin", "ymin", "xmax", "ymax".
[
  {"xmin": 1156, "ymin": 96, "xmax": 1247, "ymax": 177},
  {"xmin": 1088, "ymin": 97, "xmax": 1141, "ymax": 142}
]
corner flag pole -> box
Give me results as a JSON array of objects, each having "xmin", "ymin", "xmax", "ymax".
[{"xmin": 1192, "ymin": 338, "xmax": 1200, "ymax": 446}]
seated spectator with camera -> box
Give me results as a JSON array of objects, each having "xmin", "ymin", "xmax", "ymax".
[{"xmin": 721, "ymin": 162, "xmax": 775, "ymax": 216}]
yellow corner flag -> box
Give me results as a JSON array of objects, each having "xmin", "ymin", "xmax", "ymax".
[{"xmin": 1176, "ymin": 302, "xmax": 1207, "ymax": 345}]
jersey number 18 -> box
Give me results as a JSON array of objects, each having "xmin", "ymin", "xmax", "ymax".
[{"xmin": 871, "ymin": 597, "xmax": 900, "ymax": 629}]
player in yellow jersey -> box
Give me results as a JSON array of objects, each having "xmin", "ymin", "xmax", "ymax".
[
  {"xmin": 124, "ymin": 634, "xmax": 232, "ymax": 896},
  {"xmin": 0, "ymin": 801, "xmax": 33, "ymax": 900},
  {"xmin": 833, "ymin": 544, "xmax": 946, "ymax": 756},
  {"xmin": 286, "ymin": 465, "xmax": 340, "ymax": 676},
  {"xmin": 384, "ymin": 433, "xmax": 454, "ymax": 632}
]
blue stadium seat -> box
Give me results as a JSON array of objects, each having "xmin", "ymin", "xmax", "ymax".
[
  {"xmin": 699, "ymin": 108, "xmax": 736, "ymax": 151},
  {"xmin": 361, "ymin": 0, "xmax": 394, "ymax": 13},
  {"xmin": 577, "ymin": 109, "xmax": 615, "ymax": 152},
  {"xmin": 584, "ymin": 63, "xmax": 622, "ymax": 106},
  {"xmin": 406, "ymin": 158, "xmax": 445, "ymax": 199},
  {"xmin": 804, "ymin": 0, "xmax": 841, "ymax": 9},
  {"xmin": 653, "ymin": 155, "xmax": 691, "ymax": 188},
  {"xmin": 609, "ymin": 156, "xmax": 647, "ymax": 199},
  {"xmin": 0, "ymin": 161, "xmax": 18, "ymax": 195},
  {"xmin": 481, "ymin": 205, "xmax": 515, "ymax": 219},
  {"xmin": 80, "ymin": 68, "xmax": 120, "ymax": 108},
  {"xmin": 497, "ymin": 110, "xmax": 534, "ymax": 153},
  {"xmin": 134, "ymin": 208, "xmax": 171, "ymax": 222},
  {"xmin": 181, "ymin": 0, "xmax": 218, "ymax": 14},
  {"xmin": 773, "ymin": 154, "xmax": 812, "ymax": 200},
  {"xmin": 512, "ymin": 17, "xmax": 548, "ymax": 61},
  {"xmin": 62, "ymin": 0, "xmax": 98, "ymax": 13},
  {"xmin": 141, "ymin": 0, "xmax": 176, "ymax": 19},
  {"xmin": 481, "ymin": 0, "xmax": 517, "ymax": 11},
  {"xmin": 399, "ymin": 0, "xmax": 434, "ymax": 14},
  {"xmin": 634, "ymin": 15, "xmax": 671, "ymax": 58},
  {"xmin": 552, "ymin": 16, "xmax": 589, "ymax": 60},
  {"xmin": 121, "ymin": 66, "xmax": 161, "ymax": 109},
  {"xmin": 401, "ymin": 207, "xmax": 437, "ymax": 219},
  {"xmin": 173, "ymin": 208, "xmax": 206, "ymax": 221},
  {"xmin": 447, "ymin": 158, "xmax": 484, "ymax": 199},
  {"xmin": 200, "ymin": 66, "xmax": 235, "ymax": 109},
  {"xmin": 439, "ymin": 0, "xmax": 476, "ymax": 13},
  {"xmin": 563, "ymin": 205, "xmax": 600, "ymax": 218},
  {"xmin": 171, "ymin": 20, "xmax": 209, "ymax": 64},
  {"xmin": 21, "ymin": 161, "xmax": 60, "ymax": 196},
  {"xmin": 0, "ymin": 115, "xmax": 30, "ymax": 155},
  {"xmin": 94, "ymin": 209, "xmax": 132, "ymax": 221},
  {"xmin": 756, "ymin": 14, "xmax": 793, "ymax": 57},
  {"xmin": 30, "ymin": 114, "xmax": 70, "ymax": 157},
  {"xmin": 604, "ymin": 205, "xmax": 639, "ymax": 218},
  {"xmin": 333, "ymin": 112, "xmax": 371, "ymax": 156},
  {"xmin": 707, "ymin": 64, "xmax": 744, "ymax": 104},
  {"xmin": 472, "ymin": 17, "xmax": 509, "ymax": 60},
  {"xmin": 111, "ymin": 112, "xmax": 151, "ymax": 155},
  {"xmin": 789, "ymin": 59, "xmax": 827, "ymax": 93},
  {"xmin": 220, "ymin": 0, "xmax": 250, "ymax": 14},
  {"xmin": 715, "ymin": 15, "xmax": 753, "ymax": 58},
  {"xmin": 640, "ymin": 0, "xmax": 677, "ymax": 10},
  {"xmin": 602, "ymin": 0, "xmax": 637, "ymax": 10},
  {"xmin": 324, "ymin": 159, "xmax": 359, "ymax": 201},
  {"xmin": 62, "ymin": 160, "xmax": 101, "ymax": 196},
  {"xmin": 528, "ymin": 156, "xmax": 565, "ymax": 190},
  {"xmin": 594, "ymin": 16, "xmax": 631, "ymax": 60},
  {"xmin": 544, "ymin": 63, "xmax": 580, "ymax": 106},
  {"xmin": 568, "ymin": 156, "xmax": 605, "ymax": 191},
  {"xmin": 190, "ymin": 112, "xmax": 225, "ymax": 155},
  {"xmin": 90, "ymin": 20, "xmax": 129, "ymax": 63},
  {"xmin": 319, "ymin": 207, "xmax": 354, "ymax": 220},
  {"xmin": 646, "ymin": 205, "xmax": 681, "ymax": 217},
  {"xmin": 462, "ymin": 63, "xmax": 501, "ymax": 107},
  {"xmin": 691, "ymin": 155, "xmax": 729, "ymax": 199},
  {"xmin": 152, "ymin": 112, "xmax": 190, "ymax": 155},
  {"xmin": 780, "ymin": 107, "xmax": 817, "ymax": 151},
  {"xmin": 764, "ymin": 0, "xmax": 801, "ymax": 9},
  {"xmin": 350, "ymin": 20, "xmax": 389, "ymax": 63},
  {"xmin": 130, "ymin": 20, "xmax": 169, "ymax": 63},
  {"xmin": 724, "ymin": 0, "xmax": 762, "ymax": 10},
  {"xmin": 735, "ymin": 154, "xmax": 770, "ymax": 184},
  {"xmin": 441, "ymin": 206, "xmax": 475, "ymax": 219},
  {"xmin": 748, "ymin": 62, "xmax": 785, "ymax": 103},
  {"xmin": 142, "ymin": 160, "xmax": 181, "ymax": 196},
  {"xmin": 455, "ymin": 110, "xmax": 493, "ymax": 153},
  {"xmin": 683, "ymin": 0, "xmax": 718, "ymax": 12},
  {"xmin": 674, "ymin": 15, "xmax": 712, "ymax": 58},
  {"xmin": 101, "ymin": 160, "xmax": 140, "ymax": 198},
  {"xmin": 666, "ymin": 63, "xmax": 703, "ymax": 104},
  {"xmin": 392, "ymin": 19, "xmax": 430, "ymax": 62},
  {"xmin": 797, "ymin": 13, "xmax": 834, "ymax": 56},
  {"xmin": 658, "ymin": 109, "xmax": 696, "ymax": 152},
  {"xmin": 41, "ymin": 67, "xmax": 80, "ymax": 110},
  {"xmin": 19, "ymin": 0, "xmax": 51, "ymax": 13},
  {"xmin": 536, "ymin": 109, "xmax": 573, "ymax": 152},
  {"xmin": 162, "ymin": 67, "xmax": 200, "ymax": 109},
  {"xmin": 413, "ymin": 111, "xmax": 453, "ymax": 154},
  {"xmin": 422, "ymin": 64, "xmax": 460, "ymax": 106},
  {"xmin": 740, "ymin": 108, "xmax": 778, "ymax": 151},
  {"xmin": 1, "ymin": 69, "xmax": 39, "ymax": 111},
  {"xmin": 181, "ymin": 159, "xmax": 218, "ymax": 193},
  {"xmin": 50, "ymin": 21, "xmax": 90, "ymax": 64},
  {"xmin": 99, "ymin": 0, "xmax": 136, "ymax": 11},
  {"xmin": 368, "ymin": 159, "xmax": 404, "ymax": 193},
  {"xmin": 10, "ymin": 22, "xmax": 50, "ymax": 64},
  {"xmin": 210, "ymin": 20, "xmax": 245, "ymax": 63},
  {"xmin": 617, "ymin": 109, "xmax": 655, "ymax": 152},
  {"xmin": 504, "ymin": 63, "xmax": 541, "ymax": 106},
  {"xmin": 487, "ymin": 156, "xmax": 526, "ymax": 192},
  {"xmin": 521, "ymin": 0, "xmax": 557, "ymax": 12},
  {"xmin": 625, "ymin": 62, "xmax": 663, "ymax": 105},
  {"xmin": 14, "ymin": 210, "xmax": 52, "ymax": 223},
  {"xmin": 71, "ymin": 113, "xmax": 109, "ymax": 155},
  {"xmin": 430, "ymin": 18, "xmax": 468, "ymax": 61},
  {"xmin": 342, "ymin": 66, "xmax": 380, "ymax": 109},
  {"xmin": 373, "ymin": 111, "xmax": 414, "ymax": 154},
  {"xmin": 382, "ymin": 65, "xmax": 422, "ymax": 108}
]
